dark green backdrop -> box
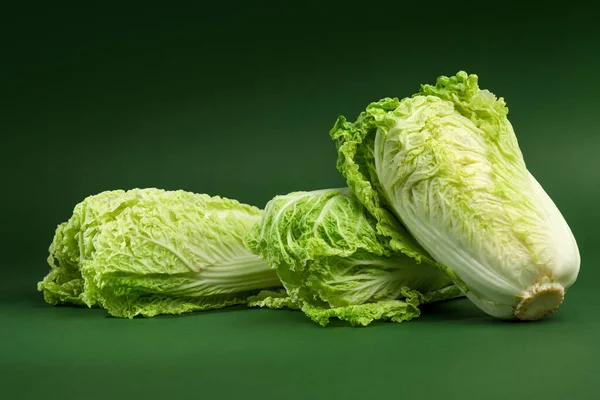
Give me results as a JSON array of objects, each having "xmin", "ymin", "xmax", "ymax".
[{"xmin": 2, "ymin": 3, "xmax": 599, "ymax": 399}]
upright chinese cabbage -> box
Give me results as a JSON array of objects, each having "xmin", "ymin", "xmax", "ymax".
[
  {"xmin": 330, "ymin": 71, "xmax": 580, "ymax": 320},
  {"xmin": 244, "ymin": 188, "xmax": 461, "ymax": 326},
  {"xmin": 38, "ymin": 188, "xmax": 281, "ymax": 318}
]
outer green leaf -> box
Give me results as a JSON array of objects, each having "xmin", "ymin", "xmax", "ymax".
[
  {"xmin": 330, "ymin": 111, "xmax": 431, "ymax": 263},
  {"xmin": 300, "ymin": 288, "xmax": 421, "ymax": 327},
  {"xmin": 247, "ymin": 289, "xmax": 299, "ymax": 310}
]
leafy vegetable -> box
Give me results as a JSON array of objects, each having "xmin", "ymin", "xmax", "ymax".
[
  {"xmin": 245, "ymin": 188, "xmax": 461, "ymax": 326},
  {"xmin": 38, "ymin": 188, "xmax": 281, "ymax": 318},
  {"xmin": 330, "ymin": 71, "xmax": 580, "ymax": 320}
]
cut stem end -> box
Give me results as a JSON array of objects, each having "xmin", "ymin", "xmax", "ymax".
[{"xmin": 514, "ymin": 280, "xmax": 564, "ymax": 321}]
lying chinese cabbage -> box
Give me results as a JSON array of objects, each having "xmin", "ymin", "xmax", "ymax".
[
  {"xmin": 330, "ymin": 71, "xmax": 580, "ymax": 320},
  {"xmin": 244, "ymin": 188, "xmax": 461, "ymax": 326},
  {"xmin": 38, "ymin": 188, "xmax": 281, "ymax": 318}
]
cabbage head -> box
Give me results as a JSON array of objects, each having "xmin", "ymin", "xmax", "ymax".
[
  {"xmin": 245, "ymin": 188, "xmax": 461, "ymax": 326},
  {"xmin": 330, "ymin": 71, "xmax": 580, "ymax": 320},
  {"xmin": 38, "ymin": 188, "xmax": 281, "ymax": 318}
]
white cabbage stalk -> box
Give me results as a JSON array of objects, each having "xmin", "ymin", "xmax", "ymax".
[{"xmin": 330, "ymin": 71, "xmax": 580, "ymax": 320}]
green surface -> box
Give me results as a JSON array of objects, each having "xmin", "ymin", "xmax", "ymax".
[{"xmin": 2, "ymin": 3, "xmax": 599, "ymax": 399}]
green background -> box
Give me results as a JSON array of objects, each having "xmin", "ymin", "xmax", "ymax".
[{"xmin": 2, "ymin": 3, "xmax": 599, "ymax": 399}]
